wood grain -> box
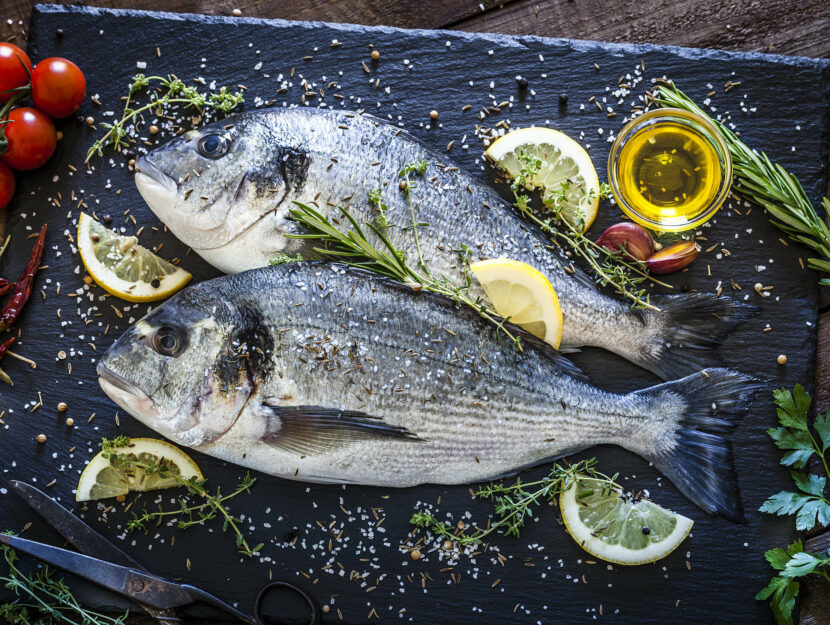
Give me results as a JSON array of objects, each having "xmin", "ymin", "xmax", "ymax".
[
  {"xmin": 1, "ymin": 2, "xmax": 829, "ymax": 624},
  {"xmin": 456, "ymin": 0, "xmax": 830, "ymax": 58}
]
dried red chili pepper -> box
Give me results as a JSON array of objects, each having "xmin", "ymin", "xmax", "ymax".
[
  {"xmin": 0, "ymin": 280, "xmax": 13, "ymax": 298},
  {"xmin": 0, "ymin": 223, "xmax": 46, "ymax": 332},
  {"xmin": 0, "ymin": 335, "xmax": 15, "ymax": 385}
]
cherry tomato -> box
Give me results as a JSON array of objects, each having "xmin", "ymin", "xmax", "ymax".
[
  {"xmin": 0, "ymin": 160, "xmax": 14, "ymax": 210},
  {"xmin": 0, "ymin": 43, "xmax": 33, "ymax": 104},
  {"xmin": 1, "ymin": 107, "xmax": 57, "ymax": 171},
  {"xmin": 31, "ymin": 57, "xmax": 86, "ymax": 118}
]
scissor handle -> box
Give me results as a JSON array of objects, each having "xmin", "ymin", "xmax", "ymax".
[{"xmin": 253, "ymin": 581, "xmax": 321, "ymax": 625}]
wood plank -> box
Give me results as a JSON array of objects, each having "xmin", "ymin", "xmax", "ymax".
[
  {"xmin": 1, "ymin": 0, "xmax": 509, "ymax": 43},
  {"xmin": 801, "ymin": 531, "xmax": 830, "ymax": 625},
  {"xmin": 454, "ymin": 0, "xmax": 830, "ymax": 58}
]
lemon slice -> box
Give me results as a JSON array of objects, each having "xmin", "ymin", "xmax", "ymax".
[
  {"xmin": 486, "ymin": 127, "xmax": 600, "ymax": 232},
  {"xmin": 560, "ymin": 476, "xmax": 693, "ymax": 565},
  {"xmin": 76, "ymin": 438, "xmax": 204, "ymax": 502},
  {"xmin": 469, "ymin": 258, "xmax": 563, "ymax": 349},
  {"xmin": 77, "ymin": 212, "xmax": 192, "ymax": 302}
]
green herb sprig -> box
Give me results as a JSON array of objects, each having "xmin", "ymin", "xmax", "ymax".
[
  {"xmin": 410, "ymin": 458, "xmax": 618, "ymax": 545},
  {"xmin": 1, "ymin": 536, "xmax": 129, "ymax": 625},
  {"xmin": 755, "ymin": 386, "xmax": 830, "ymax": 624},
  {"xmin": 756, "ymin": 539, "xmax": 830, "ymax": 625},
  {"xmin": 760, "ymin": 386, "xmax": 830, "ymax": 530},
  {"xmin": 86, "ymin": 74, "xmax": 244, "ymax": 163},
  {"xmin": 655, "ymin": 84, "xmax": 830, "ymax": 285},
  {"xmin": 287, "ymin": 161, "xmax": 524, "ymax": 349},
  {"xmin": 510, "ymin": 150, "xmax": 670, "ymax": 310},
  {"xmin": 101, "ymin": 437, "xmax": 263, "ymax": 557}
]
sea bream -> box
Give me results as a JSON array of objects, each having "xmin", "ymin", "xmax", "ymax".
[
  {"xmin": 98, "ymin": 262, "xmax": 761, "ymax": 521},
  {"xmin": 133, "ymin": 107, "xmax": 752, "ymax": 380}
]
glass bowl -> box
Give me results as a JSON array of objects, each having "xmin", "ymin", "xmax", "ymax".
[{"xmin": 607, "ymin": 108, "xmax": 732, "ymax": 232}]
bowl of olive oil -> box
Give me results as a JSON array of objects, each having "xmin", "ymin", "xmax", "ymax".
[{"xmin": 607, "ymin": 108, "xmax": 732, "ymax": 232}]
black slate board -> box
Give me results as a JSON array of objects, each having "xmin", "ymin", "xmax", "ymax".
[{"xmin": 1, "ymin": 4, "xmax": 829, "ymax": 624}]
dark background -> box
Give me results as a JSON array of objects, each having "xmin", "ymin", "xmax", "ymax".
[{"xmin": 0, "ymin": 2, "xmax": 829, "ymax": 624}]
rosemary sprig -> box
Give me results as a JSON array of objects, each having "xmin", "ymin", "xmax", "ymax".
[
  {"xmin": 100, "ymin": 437, "xmax": 262, "ymax": 557},
  {"xmin": 510, "ymin": 150, "xmax": 670, "ymax": 310},
  {"xmin": 1, "ymin": 536, "xmax": 129, "ymax": 625},
  {"xmin": 655, "ymin": 84, "xmax": 830, "ymax": 285},
  {"xmin": 288, "ymin": 160, "xmax": 524, "ymax": 349},
  {"xmin": 86, "ymin": 74, "xmax": 244, "ymax": 163},
  {"xmin": 410, "ymin": 458, "xmax": 619, "ymax": 545}
]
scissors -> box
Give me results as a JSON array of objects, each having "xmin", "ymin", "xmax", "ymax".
[{"xmin": 2, "ymin": 480, "xmax": 321, "ymax": 625}]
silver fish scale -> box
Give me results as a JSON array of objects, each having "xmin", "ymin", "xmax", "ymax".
[
  {"xmin": 270, "ymin": 108, "xmax": 646, "ymax": 353},
  {"xmin": 196, "ymin": 263, "xmax": 669, "ymax": 486}
]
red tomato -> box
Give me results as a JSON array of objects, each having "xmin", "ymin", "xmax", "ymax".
[
  {"xmin": 1, "ymin": 107, "xmax": 57, "ymax": 171},
  {"xmin": 0, "ymin": 43, "xmax": 33, "ymax": 104},
  {"xmin": 0, "ymin": 160, "xmax": 14, "ymax": 210},
  {"xmin": 31, "ymin": 57, "xmax": 86, "ymax": 118}
]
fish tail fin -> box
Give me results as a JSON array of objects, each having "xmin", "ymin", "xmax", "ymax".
[
  {"xmin": 632, "ymin": 368, "xmax": 764, "ymax": 521},
  {"xmin": 631, "ymin": 293, "xmax": 757, "ymax": 380}
]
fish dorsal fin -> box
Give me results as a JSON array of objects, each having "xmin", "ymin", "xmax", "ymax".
[{"xmin": 259, "ymin": 403, "xmax": 422, "ymax": 455}]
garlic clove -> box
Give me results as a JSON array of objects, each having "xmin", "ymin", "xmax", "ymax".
[
  {"xmin": 596, "ymin": 222, "xmax": 655, "ymax": 262},
  {"xmin": 645, "ymin": 241, "xmax": 700, "ymax": 274}
]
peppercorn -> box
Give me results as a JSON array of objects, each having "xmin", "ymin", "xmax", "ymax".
[
  {"xmin": 56, "ymin": 28, "xmax": 64, "ymax": 37},
  {"xmin": 371, "ymin": 50, "xmax": 380, "ymax": 61},
  {"xmin": 410, "ymin": 549, "xmax": 421, "ymax": 560},
  {"xmin": 36, "ymin": 434, "xmax": 46, "ymax": 444},
  {"xmin": 65, "ymin": 418, "xmax": 74, "ymax": 427},
  {"xmin": 516, "ymin": 76, "xmax": 528, "ymax": 89},
  {"xmin": 117, "ymin": 494, "xmax": 126, "ymax": 503},
  {"xmin": 399, "ymin": 180, "xmax": 408, "ymax": 191},
  {"xmin": 85, "ymin": 116, "xmax": 94, "ymax": 126},
  {"xmin": 456, "ymin": 520, "xmax": 465, "ymax": 530},
  {"xmin": 83, "ymin": 275, "xmax": 93, "ymax": 285},
  {"xmin": 642, "ymin": 526, "xmax": 651, "ymax": 535},
  {"xmin": 57, "ymin": 401, "xmax": 68, "ymax": 412},
  {"xmin": 559, "ymin": 94, "xmax": 568, "ymax": 107},
  {"xmin": 149, "ymin": 125, "xmax": 159, "ymax": 135},
  {"xmin": 102, "ymin": 214, "xmax": 112, "ymax": 225},
  {"xmin": 777, "ymin": 354, "xmax": 787, "ymax": 365},
  {"xmin": 151, "ymin": 278, "xmax": 161, "ymax": 289},
  {"xmin": 443, "ymin": 540, "xmax": 453, "ymax": 550},
  {"xmin": 56, "ymin": 131, "xmax": 63, "ymax": 141},
  {"xmin": 232, "ymin": 8, "xmax": 242, "ymax": 16},
  {"xmin": 429, "ymin": 110, "xmax": 438, "ymax": 120}
]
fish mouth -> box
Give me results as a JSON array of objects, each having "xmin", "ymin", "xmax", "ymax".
[
  {"xmin": 135, "ymin": 157, "xmax": 177, "ymax": 216},
  {"xmin": 97, "ymin": 361, "xmax": 156, "ymax": 419}
]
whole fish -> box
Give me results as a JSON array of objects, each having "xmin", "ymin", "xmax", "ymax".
[
  {"xmin": 98, "ymin": 262, "xmax": 760, "ymax": 521},
  {"xmin": 134, "ymin": 107, "xmax": 752, "ymax": 380}
]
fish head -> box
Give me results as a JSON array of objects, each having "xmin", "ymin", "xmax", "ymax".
[
  {"xmin": 134, "ymin": 112, "xmax": 309, "ymax": 253},
  {"xmin": 98, "ymin": 285, "xmax": 253, "ymax": 448}
]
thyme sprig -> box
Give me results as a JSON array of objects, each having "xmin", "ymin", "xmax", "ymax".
[
  {"xmin": 288, "ymin": 160, "xmax": 524, "ymax": 349},
  {"xmin": 655, "ymin": 84, "xmax": 830, "ymax": 286},
  {"xmin": 86, "ymin": 74, "xmax": 244, "ymax": 163},
  {"xmin": 510, "ymin": 150, "xmax": 670, "ymax": 310},
  {"xmin": 410, "ymin": 458, "xmax": 619, "ymax": 545},
  {"xmin": 1, "ymin": 536, "xmax": 129, "ymax": 625},
  {"xmin": 100, "ymin": 437, "xmax": 262, "ymax": 557}
]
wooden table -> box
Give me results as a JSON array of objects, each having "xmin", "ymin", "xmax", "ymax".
[{"xmin": 2, "ymin": 1, "xmax": 829, "ymax": 623}]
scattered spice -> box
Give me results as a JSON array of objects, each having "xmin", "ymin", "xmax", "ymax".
[{"xmin": 777, "ymin": 354, "xmax": 788, "ymax": 365}]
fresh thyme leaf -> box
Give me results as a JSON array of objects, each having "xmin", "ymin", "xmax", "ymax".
[
  {"xmin": 86, "ymin": 74, "xmax": 244, "ymax": 162},
  {"xmin": 269, "ymin": 253, "xmax": 303, "ymax": 266},
  {"xmin": 100, "ymin": 438, "xmax": 259, "ymax": 556},
  {"xmin": 1, "ymin": 535, "xmax": 129, "ymax": 625},
  {"xmin": 409, "ymin": 458, "xmax": 618, "ymax": 545},
  {"xmin": 287, "ymin": 160, "xmax": 525, "ymax": 350},
  {"xmin": 508, "ymin": 150, "xmax": 668, "ymax": 311}
]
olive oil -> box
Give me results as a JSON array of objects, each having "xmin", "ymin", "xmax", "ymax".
[{"xmin": 616, "ymin": 122, "xmax": 722, "ymax": 228}]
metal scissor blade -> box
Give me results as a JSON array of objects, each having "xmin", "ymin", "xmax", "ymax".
[
  {"xmin": 9, "ymin": 480, "xmax": 142, "ymax": 569},
  {"xmin": 0, "ymin": 534, "xmax": 194, "ymax": 611}
]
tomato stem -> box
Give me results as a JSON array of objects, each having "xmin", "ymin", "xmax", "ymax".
[{"xmin": 0, "ymin": 89, "xmax": 30, "ymax": 156}]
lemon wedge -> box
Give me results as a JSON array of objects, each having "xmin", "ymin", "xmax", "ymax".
[
  {"xmin": 76, "ymin": 438, "xmax": 203, "ymax": 502},
  {"xmin": 77, "ymin": 212, "xmax": 191, "ymax": 302},
  {"xmin": 469, "ymin": 258, "xmax": 563, "ymax": 349},
  {"xmin": 485, "ymin": 127, "xmax": 600, "ymax": 232},
  {"xmin": 560, "ymin": 476, "xmax": 694, "ymax": 565}
]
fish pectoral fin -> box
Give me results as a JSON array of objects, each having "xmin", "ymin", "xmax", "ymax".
[{"xmin": 260, "ymin": 403, "xmax": 422, "ymax": 455}]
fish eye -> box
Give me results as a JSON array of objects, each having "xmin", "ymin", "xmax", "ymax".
[
  {"xmin": 152, "ymin": 326, "xmax": 186, "ymax": 357},
  {"xmin": 197, "ymin": 133, "xmax": 229, "ymax": 159}
]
